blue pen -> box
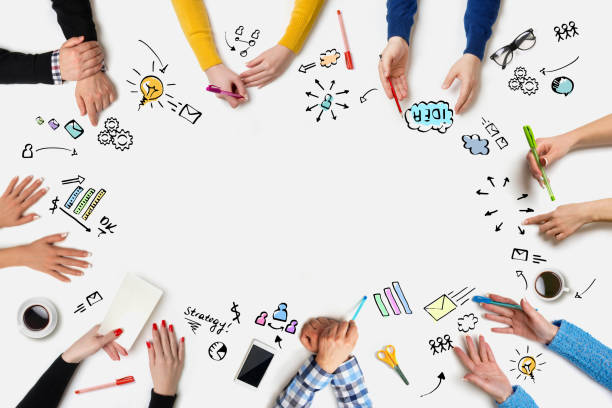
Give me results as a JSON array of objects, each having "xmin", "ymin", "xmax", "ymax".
[
  {"xmin": 472, "ymin": 295, "xmax": 524, "ymax": 311},
  {"xmin": 351, "ymin": 296, "xmax": 367, "ymax": 320}
]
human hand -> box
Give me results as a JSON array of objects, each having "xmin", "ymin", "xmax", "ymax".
[
  {"xmin": 17, "ymin": 233, "xmax": 91, "ymax": 282},
  {"xmin": 481, "ymin": 294, "xmax": 559, "ymax": 344},
  {"xmin": 75, "ymin": 71, "xmax": 116, "ymax": 126},
  {"xmin": 62, "ymin": 325, "xmax": 123, "ymax": 363},
  {"xmin": 147, "ymin": 320, "xmax": 185, "ymax": 396},
  {"xmin": 523, "ymin": 202, "xmax": 594, "ymax": 241},
  {"xmin": 454, "ymin": 335, "xmax": 513, "ymax": 404},
  {"xmin": 59, "ymin": 36, "xmax": 104, "ymax": 81},
  {"xmin": 240, "ymin": 45, "xmax": 295, "ymax": 88},
  {"xmin": 378, "ymin": 36, "xmax": 409, "ymax": 101},
  {"xmin": 0, "ymin": 176, "xmax": 47, "ymax": 228},
  {"xmin": 205, "ymin": 64, "xmax": 248, "ymax": 109},
  {"xmin": 315, "ymin": 320, "xmax": 358, "ymax": 374},
  {"xmin": 526, "ymin": 134, "xmax": 575, "ymax": 186},
  {"xmin": 300, "ymin": 317, "xmax": 338, "ymax": 353},
  {"xmin": 442, "ymin": 54, "xmax": 481, "ymax": 114}
]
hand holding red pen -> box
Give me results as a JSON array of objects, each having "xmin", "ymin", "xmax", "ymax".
[
  {"xmin": 205, "ymin": 64, "xmax": 248, "ymax": 108},
  {"xmin": 379, "ymin": 37, "xmax": 409, "ymax": 101}
]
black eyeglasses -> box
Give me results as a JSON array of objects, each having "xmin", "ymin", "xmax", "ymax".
[{"xmin": 490, "ymin": 29, "xmax": 536, "ymax": 69}]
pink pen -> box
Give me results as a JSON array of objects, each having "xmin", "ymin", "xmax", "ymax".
[{"xmin": 206, "ymin": 85, "xmax": 244, "ymax": 99}]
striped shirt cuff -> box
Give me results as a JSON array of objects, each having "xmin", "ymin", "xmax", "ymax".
[{"xmin": 51, "ymin": 50, "xmax": 63, "ymax": 85}]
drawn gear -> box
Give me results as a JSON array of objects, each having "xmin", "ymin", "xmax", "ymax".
[
  {"xmin": 97, "ymin": 130, "xmax": 113, "ymax": 145},
  {"xmin": 508, "ymin": 78, "xmax": 521, "ymax": 91},
  {"xmin": 112, "ymin": 129, "xmax": 133, "ymax": 151},
  {"xmin": 104, "ymin": 117, "xmax": 120, "ymax": 131},
  {"xmin": 521, "ymin": 77, "xmax": 539, "ymax": 95},
  {"xmin": 514, "ymin": 66, "xmax": 527, "ymax": 79}
]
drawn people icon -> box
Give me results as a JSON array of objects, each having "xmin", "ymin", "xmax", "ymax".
[
  {"xmin": 568, "ymin": 21, "xmax": 578, "ymax": 37},
  {"xmin": 554, "ymin": 26, "xmax": 563, "ymax": 42},
  {"xmin": 255, "ymin": 311, "xmax": 268, "ymax": 326},
  {"xmin": 321, "ymin": 94, "xmax": 333, "ymax": 111},
  {"xmin": 285, "ymin": 320, "xmax": 298, "ymax": 334},
  {"xmin": 429, "ymin": 339, "xmax": 439, "ymax": 355},
  {"xmin": 443, "ymin": 334, "xmax": 454, "ymax": 350},
  {"xmin": 436, "ymin": 336, "xmax": 446, "ymax": 351},
  {"xmin": 22, "ymin": 144, "xmax": 33, "ymax": 158},
  {"xmin": 272, "ymin": 303, "xmax": 288, "ymax": 322},
  {"xmin": 251, "ymin": 29, "xmax": 260, "ymax": 39}
]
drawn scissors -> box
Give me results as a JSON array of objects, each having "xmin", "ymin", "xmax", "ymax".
[{"xmin": 376, "ymin": 345, "xmax": 409, "ymax": 385}]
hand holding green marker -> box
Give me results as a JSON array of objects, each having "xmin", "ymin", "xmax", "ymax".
[{"xmin": 524, "ymin": 125, "xmax": 555, "ymax": 201}]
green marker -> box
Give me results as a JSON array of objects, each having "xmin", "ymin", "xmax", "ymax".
[{"xmin": 524, "ymin": 125, "xmax": 555, "ymax": 201}]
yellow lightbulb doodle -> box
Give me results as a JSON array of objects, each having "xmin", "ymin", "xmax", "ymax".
[
  {"xmin": 518, "ymin": 356, "xmax": 536, "ymax": 378},
  {"xmin": 139, "ymin": 75, "xmax": 164, "ymax": 106}
]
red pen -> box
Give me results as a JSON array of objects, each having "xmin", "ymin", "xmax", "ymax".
[
  {"xmin": 388, "ymin": 79, "xmax": 402, "ymax": 114},
  {"xmin": 337, "ymin": 10, "xmax": 353, "ymax": 70},
  {"xmin": 205, "ymin": 84, "xmax": 244, "ymax": 99},
  {"xmin": 75, "ymin": 376, "xmax": 135, "ymax": 394}
]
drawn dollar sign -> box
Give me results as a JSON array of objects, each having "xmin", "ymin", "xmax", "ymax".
[
  {"xmin": 230, "ymin": 302, "xmax": 241, "ymax": 324},
  {"xmin": 49, "ymin": 196, "xmax": 59, "ymax": 214}
]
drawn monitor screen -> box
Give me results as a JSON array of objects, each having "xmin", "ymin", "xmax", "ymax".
[{"xmin": 236, "ymin": 344, "xmax": 274, "ymax": 388}]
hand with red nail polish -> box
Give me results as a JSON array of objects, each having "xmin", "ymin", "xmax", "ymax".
[
  {"xmin": 147, "ymin": 321, "xmax": 185, "ymax": 396},
  {"xmin": 62, "ymin": 324, "xmax": 125, "ymax": 363}
]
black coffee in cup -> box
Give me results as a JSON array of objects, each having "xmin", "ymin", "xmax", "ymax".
[
  {"xmin": 535, "ymin": 271, "xmax": 562, "ymax": 298},
  {"xmin": 23, "ymin": 305, "xmax": 50, "ymax": 331}
]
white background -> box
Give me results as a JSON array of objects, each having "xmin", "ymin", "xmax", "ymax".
[{"xmin": 1, "ymin": 0, "xmax": 611, "ymax": 407}]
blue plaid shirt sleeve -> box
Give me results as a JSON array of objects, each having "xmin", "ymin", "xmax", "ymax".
[
  {"xmin": 51, "ymin": 50, "xmax": 62, "ymax": 85},
  {"xmin": 330, "ymin": 356, "xmax": 372, "ymax": 408},
  {"xmin": 274, "ymin": 356, "xmax": 333, "ymax": 408}
]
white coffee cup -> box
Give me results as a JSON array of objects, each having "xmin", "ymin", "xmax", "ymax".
[
  {"xmin": 17, "ymin": 297, "xmax": 58, "ymax": 338},
  {"xmin": 534, "ymin": 269, "xmax": 570, "ymax": 301}
]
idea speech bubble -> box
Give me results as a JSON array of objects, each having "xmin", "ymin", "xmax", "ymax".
[{"xmin": 405, "ymin": 100, "xmax": 454, "ymax": 133}]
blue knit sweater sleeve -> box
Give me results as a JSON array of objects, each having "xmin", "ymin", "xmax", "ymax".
[
  {"xmin": 463, "ymin": 0, "xmax": 500, "ymax": 59},
  {"xmin": 548, "ymin": 320, "xmax": 612, "ymax": 390},
  {"xmin": 496, "ymin": 386, "xmax": 538, "ymax": 408},
  {"xmin": 386, "ymin": 0, "xmax": 418, "ymax": 45}
]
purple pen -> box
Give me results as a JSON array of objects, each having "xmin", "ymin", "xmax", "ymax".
[{"xmin": 205, "ymin": 84, "xmax": 244, "ymax": 99}]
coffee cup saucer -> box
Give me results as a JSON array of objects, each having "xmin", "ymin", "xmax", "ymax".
[{"xmin": 17, "ymin": 297, "xmax": 58, "ymax": 339}]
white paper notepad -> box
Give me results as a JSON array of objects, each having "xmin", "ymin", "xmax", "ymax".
[{"xmin": 99, "ymin": 273, "xmax": 163, "ymax": 350}]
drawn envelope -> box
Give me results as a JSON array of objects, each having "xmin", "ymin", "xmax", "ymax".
[
  {"xmin": 511, "ymin": 248, "xmax": 529, "ymax": 261},
  {"xmin": 178, "ymin": 104, "xmax": 202, "ymax": 124},
  {"xmin": 485, "ymin": 123, "xmax": 499, "ymax": 137},
  {"xmin": 64, "ymin": 119, "xmax": 84, "ymax": 139},
  {"xmin": 424, "ymin": 294, "xmax": 457, "ymax": 321},
  {"xmin": 495, "ymin": 136, "xmax": 509, "ymax": 150},
  {"xmin": 86, "ymin": 291, "xmax": 103, "ymax": 306}
]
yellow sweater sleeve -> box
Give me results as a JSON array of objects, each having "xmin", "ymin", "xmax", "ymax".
[
  {"xmin": 279, "ymin": 0, "xmax": 326, "ymax": 53},
  {"xmin": 171, "ymin": 0, "xmax": 222, "ymax": 71}
]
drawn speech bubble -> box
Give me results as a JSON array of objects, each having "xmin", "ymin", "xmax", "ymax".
[{"xmin": 405, "ymin": 100, "xmax": 454, "ymax": 133}]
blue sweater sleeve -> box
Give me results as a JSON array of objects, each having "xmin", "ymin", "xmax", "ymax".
[
  {"xmin": 548, "ymin": 320, "xmax": 612, "ymax": 390},
  {"xmin": 463, "ymin": 0, "xmax": 500, "ymax": 59},
  {"xmin": 386, "ymin": 0, "xmax": 418, "ymax": 45},
  {"xmin": 497, "ymin": 386, "xmax": 538, "ymax": 408}
]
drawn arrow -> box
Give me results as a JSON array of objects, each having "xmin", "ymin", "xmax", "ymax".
[
  {"xmin": 305, "ymin": 104, "xmax": 318, "ymax": 112},
  {"xmin": 540, "ymin": 56, "xmax": 579, "ymax": 75},
  {"xmin": 298, "ymin": 62, "xmax": 315, "ymax": 73},
  {"xmin": 59, "ymin": 208, "xmax": 91, "ymax": 232},
  {"xmin": 360, "ymin": 88, "xmax": 377, "ymax": 103},
  {"xmin": 61, "ymin": 175, "xmax": 85, "ymax": 185},
  {"xmin": 495, "ymin": 222, "xmax": 503, "ymax": 232},
  {"xmin": 138, "ymin": 39, "xmax": 168, "ymax": 73},
  {"xmin": 420, "ymin": 372, "xmax": 445, "ymax": 397},
  {"xmin": 575, "ymin": 278, "xmax": 596, "ymax": 299},
  {"xmin": 329, "ymin": 80, "xmax": 336, "ymax": 90},
  {"xmin": 305, "ymin": 91, "xmax": 319, "ymax": 98},
  {"xmin": 314, "ymin": 79, "xmax": 324, "ymax": 90},
  {"xmin": 517, "ymin": 193, "xmax": 528, "ymax": 200},
  {"xmin": 316, "ymin": 110, "xmax": 323, "ymax": 122},
  {"xmin": 335, "ymin": 102, "xmax": 349, "ymax": 109},
  {"xmin": 223, "ymin": 32, "xmax": 236, "ymax": 51},
  {"xmin": 476, "ymin": 189, "xmax": 488, "ymax": 195},
  {"xmin": 518, "ymin": 226, "xmax": 525, "ymax": 235},
  {"xmin": 487, "ymin": 176, "xmax": 495, "ymax": 187},
  {"xmin": 335, "ymin": 89, "xmax": 349, "ymax": 95},
  {"xmin": 485, "ymin": 210, "xmax": 498, "ymax": 216},
  {"xmin": 35, "ymin": 147, "xmax": 71, "ymax": 152},
  {"xmin": 503, "ymin": 177, "xmax": 510, "ymax": 187},
  {"xmin": 331, "ymin": 110, "xmax": 337, "ymax": 120},
  {"xmin": 274, "ymin": 335, "xmax": 283, "ymax": 349},
  {"xmin": 519, "ymin": 208, "xmax": 534, "ymax": 213},
  {"xmin": 516, "ymin": 271, "xmax": 528, "ymax": 290}
]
